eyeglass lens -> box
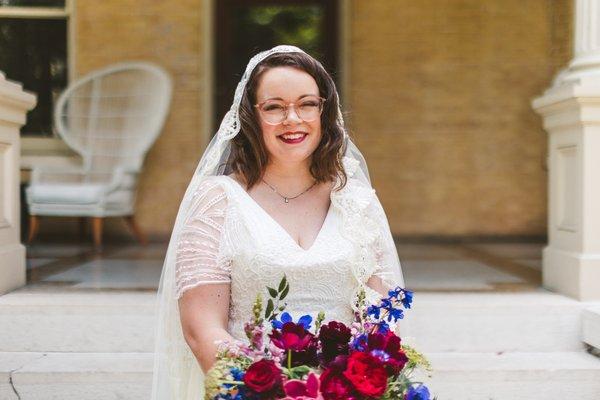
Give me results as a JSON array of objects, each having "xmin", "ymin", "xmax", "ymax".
[{"xmin": 259, "ymin": 96, "xmax": 322, "ymax": 124}]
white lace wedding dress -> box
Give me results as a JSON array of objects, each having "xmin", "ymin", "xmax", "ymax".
[
  {"xmin": 170, "ymin": 158, "xmax": 404, "ymax": 397},
  {"xmin": 174, "ymin": 159, "xmax": 404, "ymax": 335}
]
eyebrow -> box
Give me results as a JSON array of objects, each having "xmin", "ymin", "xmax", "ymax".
[{"xmin": 262, "ymin": 94, "xmax": 319, "ymax": 101}]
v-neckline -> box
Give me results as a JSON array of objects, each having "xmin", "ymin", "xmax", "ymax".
[{"xmin": 222, "ymin": 175, "xmax": 334, "ymax": 252}]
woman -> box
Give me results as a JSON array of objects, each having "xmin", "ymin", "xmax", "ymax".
[{"xmin": 151, "ymin": 45, "xmax": 405, "ymax": 399}]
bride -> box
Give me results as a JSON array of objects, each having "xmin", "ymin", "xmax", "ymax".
[{"xmin": 151, "ymin": 45, "xmax": 405, "ymax": 399}]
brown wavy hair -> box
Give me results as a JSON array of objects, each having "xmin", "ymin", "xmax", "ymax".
[{"xmin": 228, "ymin": 51, "xmax": 348, "ymax": 191}]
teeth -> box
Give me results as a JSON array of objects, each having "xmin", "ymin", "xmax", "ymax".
[{"xmin": 281, "ymin": 133, "xmax": 306, "ymax": 140}]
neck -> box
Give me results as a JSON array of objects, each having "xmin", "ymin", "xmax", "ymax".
[{"xmin": 262, "ymin": 159, "xmax": 315, "ymax": 193}]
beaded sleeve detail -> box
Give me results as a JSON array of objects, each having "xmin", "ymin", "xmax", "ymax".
[{"xmin": 174, "ymin": 177, "xmax": 232, "ymax": 300}]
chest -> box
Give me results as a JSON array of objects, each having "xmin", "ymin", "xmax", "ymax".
[{"xmin": 223, "ymin": 175, "xmax": 334, "ymax": 252}]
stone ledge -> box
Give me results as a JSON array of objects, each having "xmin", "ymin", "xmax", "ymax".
[
  {"xmin": 2, "ymin": 351, "xmax": 599, "ymax": 399},
  {"xmin": 420, "ymin": 351, "xmax": 600, "ymax": 399},
  {"xmin": 583, "ymin": 306, "xmax": 600, "ymax": 350},
  {"xmin": 0, "ymin": 352, "xmax": 153, "ymax": 400}
]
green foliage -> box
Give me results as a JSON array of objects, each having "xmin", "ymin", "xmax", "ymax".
[{"xmin": 264, "ymin": 275, "xmax": 289, "ymax": 321}]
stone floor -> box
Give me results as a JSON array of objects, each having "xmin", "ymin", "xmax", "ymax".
[{"xmin": 21, "ymin": 236, "xmax": 544, "ymax": 294}]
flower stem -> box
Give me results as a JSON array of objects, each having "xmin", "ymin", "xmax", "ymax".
[
  {"xmin": 287, "ymin": 349, "xmax": 292, "ymax": 370},
  {"xmin": 217, "ymin": 380, "xmax": 245, "ymax": 385}
]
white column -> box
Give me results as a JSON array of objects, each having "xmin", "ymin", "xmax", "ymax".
[
  {"xmin": 0, "ymin": 72, "xmax": 36, "ymax": 295},
  {"xmin": 531, "ymin": 0, "xmax": 600, "ymax": 301},
  {"xmin": 561, "ymin": 0, "xmax": 600, "ymax": 82}
]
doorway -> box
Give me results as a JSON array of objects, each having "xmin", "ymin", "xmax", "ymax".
[{"xmin": 214, "ymin": 0, "xmax": 340, "ymax": 133}]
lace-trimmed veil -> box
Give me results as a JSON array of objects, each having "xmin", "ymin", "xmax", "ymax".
[{"xmin": 151, "ymin": 45, "xmax": 404, "ymax": 399}]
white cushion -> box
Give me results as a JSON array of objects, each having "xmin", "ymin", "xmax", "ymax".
[{"xmin": 26, "ymin": 184, "xmax": 106, "ymax": 204}]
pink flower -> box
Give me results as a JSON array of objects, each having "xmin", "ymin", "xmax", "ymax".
[
  {"xmin": 283, "ymin": 373, "xmax": 323, "ymax": 399},
  {"xmin": 244, "ymin": 321, "xmax": 264, "ymax": 350}
]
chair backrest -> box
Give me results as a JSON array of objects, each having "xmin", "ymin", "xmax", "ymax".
[{"xmin": 54, "ymin": 62, "xmax": 173, "ymax": 174}]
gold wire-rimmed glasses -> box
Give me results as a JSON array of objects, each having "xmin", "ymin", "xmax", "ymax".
[{"xmin": 254, "ymin": 95, "xmax": 326, "ymax": 125}]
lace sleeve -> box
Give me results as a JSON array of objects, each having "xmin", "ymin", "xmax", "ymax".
[
  {"xmin": 174, "ymin": 178, "xmax": 232, "ymax": 299},
  {"xmin": 369, "ymin": 192, "xmax": 406, "ymax": 290}
]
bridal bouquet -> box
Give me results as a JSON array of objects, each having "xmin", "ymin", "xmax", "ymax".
[{"xmin": 205, "ymin": 276, "xmax": 434, "ymax": 400}]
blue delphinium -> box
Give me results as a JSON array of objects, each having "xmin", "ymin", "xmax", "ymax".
[
  {"xmin": 213, "ymin": 368, "xmax": 246, "ymax": 400},
  {"xmin": 367, "ymin": 304, "xmax": 381, "ymax": 319},
  {"xmin": 230, "ymin": 367, "xmax": 244, "ymax": 381},
  {"xmin": 271, "ymin": 311, "xmax": 312, "ymax": 330},
  {"xmin": 406, "ymin": 384, "xmax": 431, "ymax": 400},
  {"xmin": 350, "ymin": 333, "xmax": 368, "ymax": 351},
  {"xmin": 368, "ymin": 287, "xmax": 414, "ymax": 327},
  {"xmin": 402, "ymin": 289, "xmax": 414, "ymax": 309}
]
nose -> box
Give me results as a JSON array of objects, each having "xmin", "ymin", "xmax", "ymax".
[{"xmin": 283, "ymin": 104, "xmax": 302, "ymax": 124}]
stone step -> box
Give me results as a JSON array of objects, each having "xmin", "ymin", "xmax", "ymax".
[
  {"xmin": 420, "ymin": 351, "xmax": 600, "ymax": 399},
  {"xmin": 0, "ymin": 289, "xmax": 590, "ymax": 353},
  {"xmin": 0, "ymin": 352, "xmax": 153, "ymax": 400},
  {"xmin": 583, "ymin": 306, "xmax": 600, "ymax": 350},
  {"xmin": 0, "ymin": 291, "xmax": 156, "ymax": 353},
  {"xmin": 401, "ymin": 290, "xmax": 588, "ymax": 352},
  {"xmin": 1, "ymin": 351, "xmax": 598, "ymax": 400}
]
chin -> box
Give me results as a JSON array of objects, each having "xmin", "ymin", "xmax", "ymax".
[{"xmin": 267, "ymin": 136, "xmax": 321, "ymax": 161}]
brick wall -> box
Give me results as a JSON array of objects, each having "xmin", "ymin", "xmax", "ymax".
[
  {"xmin": 349, "ymin": 0, "xmax": 572, "ymax": 237},
  {"xmin": 71, "ymin": 0, "xmax": 208, "ymax": 240},
  {"xmin": 47, "ymin": 0, "xmax": 572, "ymax": 241}
]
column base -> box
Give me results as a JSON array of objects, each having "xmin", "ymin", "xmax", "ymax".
[
  {"xmin": 0, "ymin": 243, "xmax": 26, "ymax": 295},
  {"xmin": 543, "ymin": 246, "xmax": 600, "ymax": 301}
]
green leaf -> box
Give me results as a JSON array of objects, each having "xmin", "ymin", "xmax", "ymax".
[
  {"xmin": 278, "ymin": 276, "xmax": 287, "ymax": 293},
  {"xmin": 267, "ymin": 287, "xmax": 278, "ymax": 298},
  {"xmin": 280, "ymin": 283, "xmax": 290, "ymax": 300},
  {"xmin": 291, "ymin": 365, "xmax": 310, "ymax": 374},
  {"xmin": 265, "ymin": 299, "xmax": 274, "ymax": 319}
]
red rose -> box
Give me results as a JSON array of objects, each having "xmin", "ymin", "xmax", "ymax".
[
  {"xmin": 343, "ymin": 352, "xmax": 388, "ymax": 397},
  {"xmin": 319, "ymin": 368, "xmax": 356, "ymax": 400},
  {"xmin": 243, "ymin": 359, "xmax": 283, "ymax": 394}
]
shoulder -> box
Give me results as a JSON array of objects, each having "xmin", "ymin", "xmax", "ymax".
[
  {"xmin": 193, "ymin": 175, "xmax": 231, "ymax": 197},
  {"xmin": 334, "ymin": 175, "xmax": 376, "ymax": 209},
  {"xmin": 188, "ymin": 176, "xmax": 232, "ymax": 214}
]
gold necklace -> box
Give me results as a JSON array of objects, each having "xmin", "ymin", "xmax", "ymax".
[{"xmin": 260, "ymin": 177, "xmax": 318, "ymax": 203}]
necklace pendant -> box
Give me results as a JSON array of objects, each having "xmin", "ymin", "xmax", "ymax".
[{"xmin": 284, "ymin": 197, "xmax": 289, "ymax": 203}]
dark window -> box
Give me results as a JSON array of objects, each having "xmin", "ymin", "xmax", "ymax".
[
  {"xmin": 0, "ymin": 12, "xmax": 68, "ymax": 136},
  {"xmin": 215, "ymin": 0, "xmax": 339, "ymax": 133},
  {"xmin": 1, "ymin": 1, "xmax": 65, "ymax": 7}
]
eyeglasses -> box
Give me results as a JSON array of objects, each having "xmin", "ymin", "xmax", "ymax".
[{"xmin": 254, "ymin": 95, "xmax": 326, "ymax": 125}]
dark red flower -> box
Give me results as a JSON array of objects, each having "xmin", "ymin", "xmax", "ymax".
[
  {"xmin": 367, "ymin": 331, "xmax": 408, "ymax": 375},
  {"xmin": 270, "ymin": 322, "xmax": 319, "ymax": 367},
  {"xmin": 243, "ymin": 359, "xmax": 283, "ymax": 395},
  {"xmin": 319, "ymin": 367, "xmax": 357, "ymax": 400},
  {"xmin": 318, "ymin": 321, "xmax": 352, "ymax": 365},
  {"xmin": 270, "ymin": 322, "xmax": 314, "ymax": 351},
  {"xmin": 343, "ymin": 352, "xmax": 388, "ymax": 397}
]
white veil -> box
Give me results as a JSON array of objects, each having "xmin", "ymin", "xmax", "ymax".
[{"xmin": 150, "ymin": 44, "xmax": 405, "ymax": 399}]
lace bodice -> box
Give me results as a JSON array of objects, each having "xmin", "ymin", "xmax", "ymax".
[{"xmin": 174, "ymin": 159, "xmax": 404, "ymax": 340}]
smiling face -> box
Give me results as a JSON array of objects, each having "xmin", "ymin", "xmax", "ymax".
[{"xmin": 254, "ymin": 66, "xmax": 323, "ymax": 166}]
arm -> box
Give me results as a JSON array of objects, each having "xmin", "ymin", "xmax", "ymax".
[
  {"xmin": 364, "ymin": 192, "xmax": 406, "ymax": 335},
  {"xmin": 365, "ymin": 191, "xmax": 405, "ymax": 292},
  {"xmin": 367, "ymin": 274, "xmax": 390, "ymax": 298},
  {"xmin": 179, "ymin": 283, "xmax": 233, "ymax": 373},
  {"xmin": 174, "ymin": 178, "xmax": 233, "ymax": 373}
]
